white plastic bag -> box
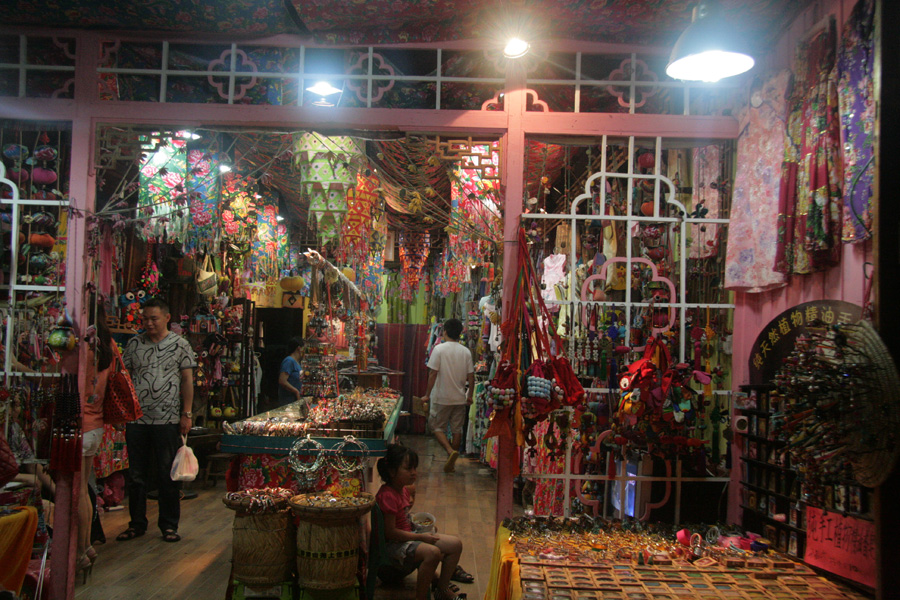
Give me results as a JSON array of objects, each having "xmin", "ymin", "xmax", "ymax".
[{"xmin": 170, "ymin": 435, "xmax": 199, "ymax": 481}]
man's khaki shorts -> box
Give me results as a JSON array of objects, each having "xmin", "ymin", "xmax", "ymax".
[{"xmin": 429, "ymin": 403, "xmax": 466, "ymax": 437}]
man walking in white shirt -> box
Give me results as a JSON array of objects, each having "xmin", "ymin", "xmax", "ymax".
[{"xmin": 421, "ymin": 318, "xmax": 474, "ymax": 473}]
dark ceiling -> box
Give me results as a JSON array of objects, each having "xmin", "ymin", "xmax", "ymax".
[{"xmin": 5, "ymin": 0, "xmax": 812, "ymax": 48}]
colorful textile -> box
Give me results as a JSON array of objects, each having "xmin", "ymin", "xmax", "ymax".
[
  {"xmin": 529, "ymin": 420, "xmax": 566, "ymax": 516},
  {"xmin": 237, "ymin": 453, "xmax": 338, "ymax": 493},
  {"xmin": 251, "ymin": 199, "xmax": 289, "ymax": 281},
  {"xmin": 137, "ymin": 135, "xmax": 189, "ymax": 240},
  {"xmin": 775, "ymin": 22, "xmax": 843, "ymax": 275},
  {"xmin": 690, "ymin": 145, "xmax": 721, "ymax": 259},
  {"xmin": 5, "ymin": 423, "xmax": 33, "ymax": 465},
  {"xmin": 93, "ymin": 424, "xmax": 129, "ymax": 479},
  {"xmin": 186, "ymin": 149, "xmax": 220, "ymax": 251},
  {"xmin": 726, "ymin": 70, "xmax": 791, "ymax": 292},
  {"xmin": 0, "ymin": 507, "xmax": 38, "ymax": 594},
  {"xmin": 837, "ymin": 0, "xmax": 875, "ymax": 243}
]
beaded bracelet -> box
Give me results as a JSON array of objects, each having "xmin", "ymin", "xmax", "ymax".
[
  {"xmin": 332, "ymin": 435, "xmax": 370, "ymax": 474},
  {"xmin": 289, "ymin": 435, "xmax": 326, "ymax": 479}
]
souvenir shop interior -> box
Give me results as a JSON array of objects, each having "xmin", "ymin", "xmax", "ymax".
[{"xmin": 0, "ymin": 0, "xmax": 897, "ymax": 599}]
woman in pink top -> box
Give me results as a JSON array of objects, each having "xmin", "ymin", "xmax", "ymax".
[
  {"xmin": 77, "ymin": 302, "xmax": 115, "ymax": 580},
  {"xmin": 375, "ymin": 444, "xmax": 465, "ymax": 600}
]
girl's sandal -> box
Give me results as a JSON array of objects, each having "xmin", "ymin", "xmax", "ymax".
[
  {"xmin": 450, "ymin": 565, "xmax": 475, "ymax": 583},
  {"xmin": 432, "ymin": 587, "xmax": 467, "ymax": 600}
]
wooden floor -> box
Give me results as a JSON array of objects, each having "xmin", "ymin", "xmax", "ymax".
[{"xmin": 75, "ymin": 435, "xmax": 500, "ymax": 600}]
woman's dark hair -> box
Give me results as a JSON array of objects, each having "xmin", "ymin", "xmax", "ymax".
[
  {"xmin": 90, "ymin": 300, "xmax": 114, "ymax": 371},
  {"xmin": 288, "ymin": 336, "xmax": 304, "ymax": 353},
  {"xmin": 376, "ymin": 443, "xmax": 419, "ymax": 484}
]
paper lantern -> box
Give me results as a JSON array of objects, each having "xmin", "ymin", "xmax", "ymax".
[{"xmin": 294, "ymin": 133, "xmax": 363, "ymax": 243}]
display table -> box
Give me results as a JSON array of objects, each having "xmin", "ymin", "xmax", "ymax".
[
  {"xmin": 487, "ymin": 521, "xmax": 871, "ymax": 600},
  {"xmin": 219, "ymin": 393, "xmax": 402, "ymax": 493},
  {"xmin": 221, "ymin": 395, "xmax": 402, "ymax": 456}
]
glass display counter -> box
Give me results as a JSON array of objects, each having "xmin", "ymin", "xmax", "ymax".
[{"xmin": 221, "ymin": 390, "xmax": 402, "ymax": 457}]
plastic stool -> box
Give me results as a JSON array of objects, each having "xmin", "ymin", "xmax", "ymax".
[
  {"xmin": 231, "ymin": 581, "xmax": 293, "ymax": 600},
  {"xmin": 204, "ymin": 452, "xmax": 235, "ymax": 488}
]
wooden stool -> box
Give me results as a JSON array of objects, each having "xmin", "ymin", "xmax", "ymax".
[{"xmin": 204, "ymin": 452, "xmax": 236, "ymax": 488}]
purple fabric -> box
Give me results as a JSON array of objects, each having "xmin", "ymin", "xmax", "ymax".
[{"xmin": 837, "ymin": 0, "xmax": 875, "ymax": 243}]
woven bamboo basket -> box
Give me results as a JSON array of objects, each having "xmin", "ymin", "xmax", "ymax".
[
  {"xmin": 289, "ymin": 493, "xmax": 374, "ymax": 590},
  {"xmin": 231, "ymin": 510, "xmax": 296, "ymax": 585}
]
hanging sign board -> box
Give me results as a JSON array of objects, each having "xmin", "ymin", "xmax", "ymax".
[
  {"xmin": 805, "ymin": 506, "xmax": 875, "ymax": 588},
  {"xmin": 747, "ymin": 300, "xmax": 862, "ymax": 385}
]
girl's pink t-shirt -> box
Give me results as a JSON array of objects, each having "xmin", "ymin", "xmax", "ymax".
[{"xmin": 376, "ymin": 484, "xmax": 413, "ymax": 532}]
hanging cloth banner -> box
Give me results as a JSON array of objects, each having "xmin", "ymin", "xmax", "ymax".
[{"xmin": 294, "ymin": 132, "xmax": 363, "ymax": 243}]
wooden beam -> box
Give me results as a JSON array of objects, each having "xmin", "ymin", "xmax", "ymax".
[{"xmin": 523, "ymin": 112, "xmax": 739, "ymax": 139}]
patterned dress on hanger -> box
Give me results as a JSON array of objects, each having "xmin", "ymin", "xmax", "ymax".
[
  {"xmin": 837, "ymin": 0, "xmax": 875, "ymax": 243},
  {"xmin": 775, "ymin": 22, "xmax": 843, "ymax": 275},
  {"xmin": 725, "ymin": 69, "xmax": 791, "ymax": 293}
]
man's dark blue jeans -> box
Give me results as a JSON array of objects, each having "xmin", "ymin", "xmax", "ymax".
[{"xmin": 125, "ymin": 422, "xmax": 182, "ymax": 534}]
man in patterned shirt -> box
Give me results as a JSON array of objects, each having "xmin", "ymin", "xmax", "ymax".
[{"xmin": 116, "ymin": 297, "xmax": 197, "ymax": 543}]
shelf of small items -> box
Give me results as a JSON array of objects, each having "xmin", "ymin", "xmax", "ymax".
[
  {"xmin": 735, "ymin": 384, "xmax": 806, "ymax": 557},
  {"xmin": 299, "ymin": 340, "xmax": 339, "ymax": 400},
  {"xmin": 496, "ymin": 516, "xmax": 871, "ymax": 600},
  {"xmin": 188, "ymin": 296, "xmax": 256, "ymax": 427}
]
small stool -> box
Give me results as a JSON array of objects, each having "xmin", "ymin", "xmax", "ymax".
[{"xmin": 204, "ymin": 452, "xmax": 236, "ymax": 488}]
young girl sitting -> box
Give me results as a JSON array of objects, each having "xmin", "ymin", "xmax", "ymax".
[{"xmin": 375, "ymin": 444, "xmax": 466, "ymax": 600}]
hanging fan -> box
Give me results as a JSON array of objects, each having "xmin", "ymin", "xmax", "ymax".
[{"xmin": 774, "ymin": 320, "xmax": 900, "ymax": 488}]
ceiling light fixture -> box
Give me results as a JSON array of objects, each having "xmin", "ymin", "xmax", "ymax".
[
  {"xmin": 219, "ymin": 164, "xmax": 232, "ymax": 173},
  {"xmin": 503, "ymin": 37, "xmax": 530, "ymax": 59},
  {"xmin": 666, "ymin": 1, "xmax": 755, "ymax": 83},
  {"xmin": 305, "ymin": 81, "xmax": 342, "ymax": 107},
  {"xmin": 276, "ymin": 215, "xmax": 285, "ymax": 222}
]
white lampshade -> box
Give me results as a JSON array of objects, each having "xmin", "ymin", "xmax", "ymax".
[{"xmin": 666, "ymin": 2, "xmax": 755, "ymax": 82}]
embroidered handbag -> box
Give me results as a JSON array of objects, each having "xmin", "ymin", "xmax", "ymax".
[
  {"xmin": 104, "ymin": 344, "xmax": 143, "ymax": 425},
  {"xmin": 197, "ymin": 254, "xmax": 218, "ymax": 297}
]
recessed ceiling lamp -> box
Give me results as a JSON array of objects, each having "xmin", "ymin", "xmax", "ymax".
[
  {"xmin": 503, "ymin": 37, "xmax": 530, "ymax": 59},
  {"xmin": 666, "ymin": 1, "xmax": 755, "ymax": 83}
]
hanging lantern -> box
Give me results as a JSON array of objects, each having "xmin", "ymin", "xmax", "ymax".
[
  {"xmin": 340, "ymin": 170, "xmax": 379, "ymax": 263},
  {"xmin": 294, "ymin": 133, "xmax": 363, "ymax": 243},
  {"xmin": 398, "ymin": 231, "xmax": 430, "ymax": 301}
]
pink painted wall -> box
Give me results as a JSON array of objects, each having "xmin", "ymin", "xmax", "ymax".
[{"xmin": 727, "ymin": 0, "xmax": 871, "ymax": 525}]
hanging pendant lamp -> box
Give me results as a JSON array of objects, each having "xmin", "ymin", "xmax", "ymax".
[{"xmin": 666, "ymin": 1, "xmax": 755, "ymax": 83}]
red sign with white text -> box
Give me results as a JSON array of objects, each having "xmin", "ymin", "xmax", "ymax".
[{"xmin": 805, "ymin": 506, "xmax": 875, "ymax": 588}]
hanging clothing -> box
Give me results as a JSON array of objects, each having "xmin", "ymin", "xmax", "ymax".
[
  {"xmin": 725, "ymin": 69, "xmax": 791, "ymax": 293},
  {"xmin": 541, "ymin": 254, "xmax": 567, "ymax": 305},
  {"xmin": 690, "ymin": 144, "xmax": 721, "ymax": 259},
  {"xmin": 775, "ymin": 22, "xmax": 843, "ymax": 275},
  {"xmin": 838, "ymin": 0, "xmax": 875, "ymax": 243}
]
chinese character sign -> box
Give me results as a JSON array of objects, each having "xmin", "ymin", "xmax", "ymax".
[
  {"xmin": 748, "ymin": 300, "xmax": 862, "ymax": 385},
  {"xmin": 805, "ymin": 506, "xmax": 875, "ymax": 587}
]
